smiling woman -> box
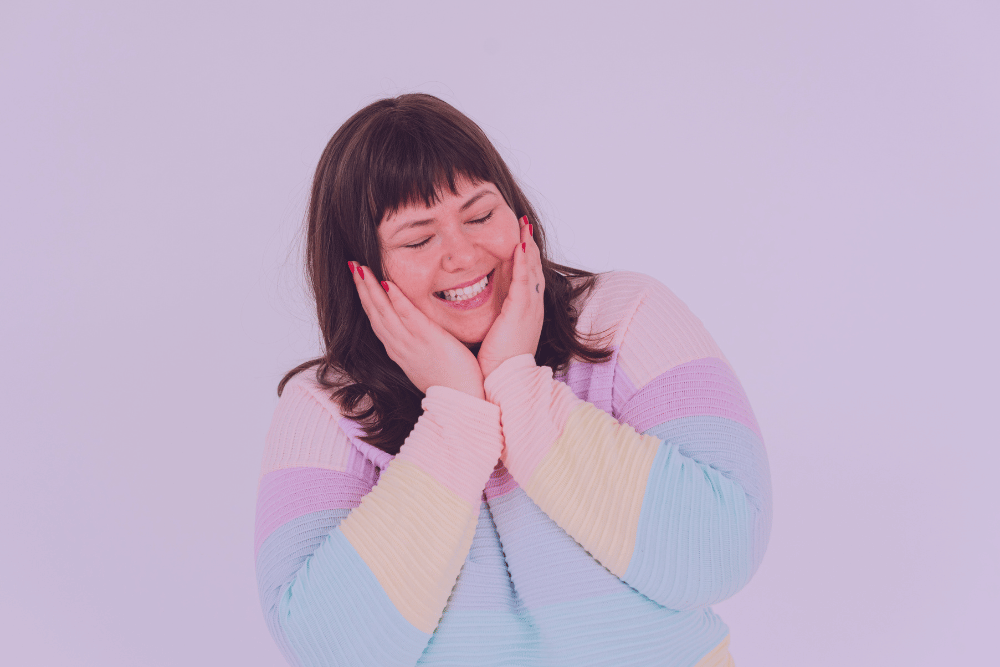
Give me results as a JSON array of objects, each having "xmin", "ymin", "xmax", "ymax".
[{"xmin": 255, "ymin": 94, "xmax": 772, "ymax": 667}]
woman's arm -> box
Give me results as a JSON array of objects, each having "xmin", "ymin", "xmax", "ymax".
[
  {"xmin": 255, "ymin": 377, "xmax": 503, "ymax": 666},
  {"xmin": 484, "ymin": 273, "xmax": 772, "ymax": 610}
]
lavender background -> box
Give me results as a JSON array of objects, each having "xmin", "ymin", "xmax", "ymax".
[{"xmin": 2, "ymin": 2, "xmax": 997, "ymax": 665}]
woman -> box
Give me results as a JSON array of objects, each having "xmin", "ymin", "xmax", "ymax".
[{"xmin": 255, "ymin": 93, "xmax": 771, "ymax": 667}]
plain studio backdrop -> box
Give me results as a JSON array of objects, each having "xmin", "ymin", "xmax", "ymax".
[{"xmin": 1, "ymin": 2, "xmax": 997, "ymax": 665}]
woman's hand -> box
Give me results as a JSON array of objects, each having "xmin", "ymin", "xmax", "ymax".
[
  {"xmin": 477, "ymin": 217, "xmax": 545, "ymax": 380},
  {"xmin": 350, "ymin": 262, "xmax": 486, "ymax": 400}
]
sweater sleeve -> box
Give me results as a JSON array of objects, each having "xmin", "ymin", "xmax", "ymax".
[
  {"xmin": 255, "ymin": 377, "xmax": 503, "ymax": 667},
  {"xmin": 483, "ymin": 272, "xmax": 772, "ymax": 610}
]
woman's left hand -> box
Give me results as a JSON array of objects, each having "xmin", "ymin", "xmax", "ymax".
[{"xmin": 478, "ymin": 217, "xmax": 545, "ymax": 379}]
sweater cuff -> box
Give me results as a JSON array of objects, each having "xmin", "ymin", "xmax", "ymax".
[
  {"xmin": 394, "ymin": 385, "xmax": 503, "ymax": 504},
  {"xmin": 483, "ymin": 354, "xmax": 539, "ymax": 404},
  {"xmin": 483, "ymin": 354, "xmax": 582, "ymax": 484}
]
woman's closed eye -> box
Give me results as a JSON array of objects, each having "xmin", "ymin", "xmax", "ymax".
[
  {"xmin": 469, "ymin": 210, "xmax": 494, "ymax": 225},
  {"xmin": 403, "ymin": 211, "xmax": 494, "ymax": 249}
]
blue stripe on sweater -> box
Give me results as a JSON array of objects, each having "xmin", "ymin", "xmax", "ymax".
[
  {"xmin": 644, "ymin": 415, "xmax": 772, "ymax": 575},
  {"xmin": 525, "ymin": 593, "xmax": 727, "ymax": 667},
  {"xmin": 417, "ymin": 608, "xmax": 542, "ymax": 666},
  {"xmin": 624, "ymin": 416, "xmax": 768, "ymax": 609},
  {"xmin": 257, "ymin": 508, "xmax": 352, "ymax": 666},
  {"xmin": 279, "ymin": 529, "xmax": 431, "ymax": 666}
]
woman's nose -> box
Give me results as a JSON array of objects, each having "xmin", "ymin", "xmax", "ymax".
[{"xmin": 440, "ymin": 228, "xmax": 476, "ymax": 269}]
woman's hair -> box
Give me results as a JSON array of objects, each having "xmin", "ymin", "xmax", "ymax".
[{"xmin": 280, "ymin": 93, "xmax": 612, "ymax": 454}]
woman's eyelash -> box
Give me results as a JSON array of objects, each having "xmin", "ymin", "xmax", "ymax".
[{"xmin": 404, "ymin": 211, "xmax": 493, "ymax": 249}]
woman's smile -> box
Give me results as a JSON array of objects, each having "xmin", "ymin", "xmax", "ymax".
[{"xmin": 435, "ymin": 269, "xmax": 494, "ymax": 309}]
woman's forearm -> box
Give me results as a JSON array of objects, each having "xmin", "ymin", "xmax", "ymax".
[
  {"xmin": 256, "ymin": 382, "xmax": 503, "ymax": 666},
  {"xmin": 486, "ymin": 352, "xmax": 771, "ymax": 610}
]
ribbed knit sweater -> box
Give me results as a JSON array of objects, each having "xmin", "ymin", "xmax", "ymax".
[{"xmin": 255, "ymin": 270, "xmax": 772, "ymax": 667}]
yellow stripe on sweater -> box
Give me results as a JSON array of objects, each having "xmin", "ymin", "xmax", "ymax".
[
  {"xmin": 339, "ymin": 459, "xmax": 479, "ymax": 634},
  {"xmin": 695, "ymin": 636, "xmax": 734, "ymax": 667},
  {"xmin": 523, "ymin": 402, "xmax": 661, "ymax": 577}
]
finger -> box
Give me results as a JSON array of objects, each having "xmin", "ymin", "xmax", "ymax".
[
  {"xmin": 508, "ymin": 227, "xmax": 530, "ymax": 291},
  {"xmin": 357, "ymin": 264, "xmax": 408, "ymax": 329},
  {"xmin": 520, "ymin": 215, "xmax": 534, "ymax": 247},
  {"xmin": 349, "ymin": 262, "xmax": 382, "ymax": 331},
  {"xmin": 518, "ymin": 216, "xmax": 541, "ymax": 269},
  {"xmin": 501, "ymin": 250, "xmax": 540, "ymax": 327},
  {"xmin": 520, "ymin": 215, "xmax": 540, "ymax": 248},
  {"xmin": 513, "ymin": 218, "xmax": 544, "ymax": 296},
  {"xmin": 350, "ymin": 262, "xmax": 400, "ymax": 346},
  {"xmin": 516, "ymin": 222, "xmax": 545, "ymax": 338}
]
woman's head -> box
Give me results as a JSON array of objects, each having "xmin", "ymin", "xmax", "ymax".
[
  {"xmin": 283, "ymin": 93, "xmax": 609, "ymax": 454},
  {"xmin": 306, "ymin": 93, "xmax": 544, "ymax": 347}
]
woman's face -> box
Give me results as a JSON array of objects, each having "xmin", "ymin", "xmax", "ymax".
[{"xmin": 378, "ymin": 177, "xmax": 521, "ymax": 345}]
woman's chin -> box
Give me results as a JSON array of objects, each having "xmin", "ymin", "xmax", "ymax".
[
  {"xmin": 452, "ymin": 318, "xmax": 495, "ymax": 349},
  {"xmin": 457, "ymin": 328, "xmax": 488, "ymax": 347},
  {"xmin": 437, "ymin": 298, "xmax": 502, "ymax": 349}
]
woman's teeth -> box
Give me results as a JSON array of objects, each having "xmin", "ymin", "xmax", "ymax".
[{"xmin": 437, "ymin": 274, "xmax": 489, "ymax": 301}]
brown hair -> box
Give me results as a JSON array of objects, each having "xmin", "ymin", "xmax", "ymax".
[{"xmin": 280, "ymin": 93, "xmax": 611, "ymax": 454}]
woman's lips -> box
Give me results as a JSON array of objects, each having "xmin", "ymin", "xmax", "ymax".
[{"xmin": 436, "ymin": 270, "xmax": 494, "ymax": 311}]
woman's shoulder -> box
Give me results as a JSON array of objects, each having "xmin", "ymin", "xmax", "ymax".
[
  {"xmin": 279, "ymin": 365, "xmax": 347, "ymax": 412},
  {"xmin": 261, "ymin": 366, "xmax": 390, "ymax": 480},
  {"xmin": 575, "ymin": 270, "xmax": 689, "ymax": 340},
  {"xmin": 575, "ymin": 270, "xmax": 726, "ymax": 380},
  {"xmin": 589, "ymin": 269, "xmax": 672, "ymax": 300}
]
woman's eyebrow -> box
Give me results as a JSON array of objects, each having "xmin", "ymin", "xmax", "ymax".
[
  {"xmin": 458, "ymin": 188, "xmax": 494, "ymax": 211},
  {"xmin": 388, "ymin": 188, "xmax": 496, "ymax": 239},
  {"xmin": 389, "ymin": 218, "xmax": 434, "ymax": 239}
]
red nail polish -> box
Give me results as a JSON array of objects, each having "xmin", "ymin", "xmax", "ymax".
[
  {"xmin": 358, "ymin": 267, "xmax": 365, "ymax": 279},
  {"xmin": 521, "ymin": 215, "xmax": 528, "ymax": 225},
  {"xmin": 381, "ymin": 281, "xmax": 389, "ymax": 292},
  {"xmin": 348, "ymin": 261, "xmax": 355, "ymax": 274},
  {"xmin": 528, "ymin": 223, "xmax": 533, "ymax": 237},
  {"xmin": 522, "ymin": 242, "xmax": 526, "ymax": 253}
]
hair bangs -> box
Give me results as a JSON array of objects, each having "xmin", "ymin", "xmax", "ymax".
[{"xmin": 366, "ymin": 115, "xmax": 496, "ymax": 226}]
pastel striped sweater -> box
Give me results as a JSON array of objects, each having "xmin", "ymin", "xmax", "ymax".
[{"xmin": 255, "ymin": 271, "xmax": 772, "ymax": 666}]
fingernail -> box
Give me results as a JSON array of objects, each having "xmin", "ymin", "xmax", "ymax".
[
  {"xmin": 381, "ymin": 281, "xmax": 389, "ymax": 292},
  {"xmin": 358, "ymin": 267, "xmax": 365, "ymax": 279},
  {"xmin": 522, "ymin": 242, "xmax": 526, "ymax": 253},
  {"xmin": 520, "ymin": 215, "xmax": 528, "ymax": 225},
  {"xmin": 528, "ymin": 223, "xmax": 533, "ymax": 237}
]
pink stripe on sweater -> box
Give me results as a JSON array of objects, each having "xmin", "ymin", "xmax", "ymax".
[
  {"xmin": 617, "ymin": 357, "xmax": 762, "ymax": 438},
  {"xmin": 393, "ymin": 386, "xmax": 504, "ymax": 505},
  {"xmin": 254, "ymin": 467, "xmax": 372, "ymax": 558}
]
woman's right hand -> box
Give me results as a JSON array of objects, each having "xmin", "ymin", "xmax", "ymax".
[{"xmin": 350, "ymin": 262, "xmax": 486, "ymax": 400}]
